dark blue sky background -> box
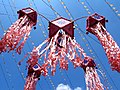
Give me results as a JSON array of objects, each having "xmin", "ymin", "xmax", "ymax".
[{"xmin": 0, "ymin": 0, "xmax": 120, "ymax": 90}]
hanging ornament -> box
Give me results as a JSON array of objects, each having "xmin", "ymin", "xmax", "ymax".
[
  {"xmin": 86, "ymin": 13, "xmax": 120, "ymax": 72},
  {"xmin": 0, "ymin": 7, "xmax": 37, "ymax": 54}
]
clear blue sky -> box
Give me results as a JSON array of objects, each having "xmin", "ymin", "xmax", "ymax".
[{"xmin": 0, "ymin": 0, "xmax": 120, "ymax": 90}]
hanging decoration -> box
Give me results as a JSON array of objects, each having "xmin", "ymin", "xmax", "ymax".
[
  {"xmin": 24, "ymin": 17, "xmax": 104, "ymax": 90},
  {"xmin": 81, "ymin": 56, "xmax": 104, "ymax": 90},
  {"xmin": 0, "ymin": 7, "xmax": 37, "ymax": 54},
  {"xmin": 86, "ymin": 13, "xmax": 120, "ymax": 72}
]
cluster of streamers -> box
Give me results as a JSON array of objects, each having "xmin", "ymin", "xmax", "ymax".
[
  {"xmin": 24, "ymin": 30, "xmax": 104, "ymax": 90},
  {"xmin": 30, "ymin": 30, "xmax": 87, "ymax": 76},
  {"xmin": 24, "ymin": 64, "xmax": 41, "ymax": 90},
  {"xmin": 0, "ymin": 15, "xmax": 34, "ymax": 54},
  {"xmin": 24, "ymin": 45, "xmax": 49, "ymax": 90},
  {"xmin": 81, "ymin": 57, "xmax": 104, "ymax": 90},
  {"xmin": 88, "ymin": 22, "xmax": 120, "ymax": 72}
]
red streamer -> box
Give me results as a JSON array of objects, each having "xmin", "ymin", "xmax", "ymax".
[
  {"xmin": 88, "ymin": 22, "xmax": 120, "ymax": 72},
  {"xmin": 0, "ymin": 8, "xmax": 36, "ymax": 54},
  {"xmin": 81, "ymin": 56, "xmax": 104, "ymax": 90}
]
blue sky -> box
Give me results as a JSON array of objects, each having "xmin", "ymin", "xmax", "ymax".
[{"xmin": 0, "ymin": 0, "xmax": 120, "ymax": 90}]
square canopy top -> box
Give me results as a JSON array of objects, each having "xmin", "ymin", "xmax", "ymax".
[
  {"xmin": 51, "ymin": 17, "xmax": 72, "ymax": 28},
  {"xmin": 22, "ymin": 8, "xmax": 34, "ymax": 14},
  {"xmin": 91, "ymin": 13, "xmax": 104, "ymax": 21}
]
